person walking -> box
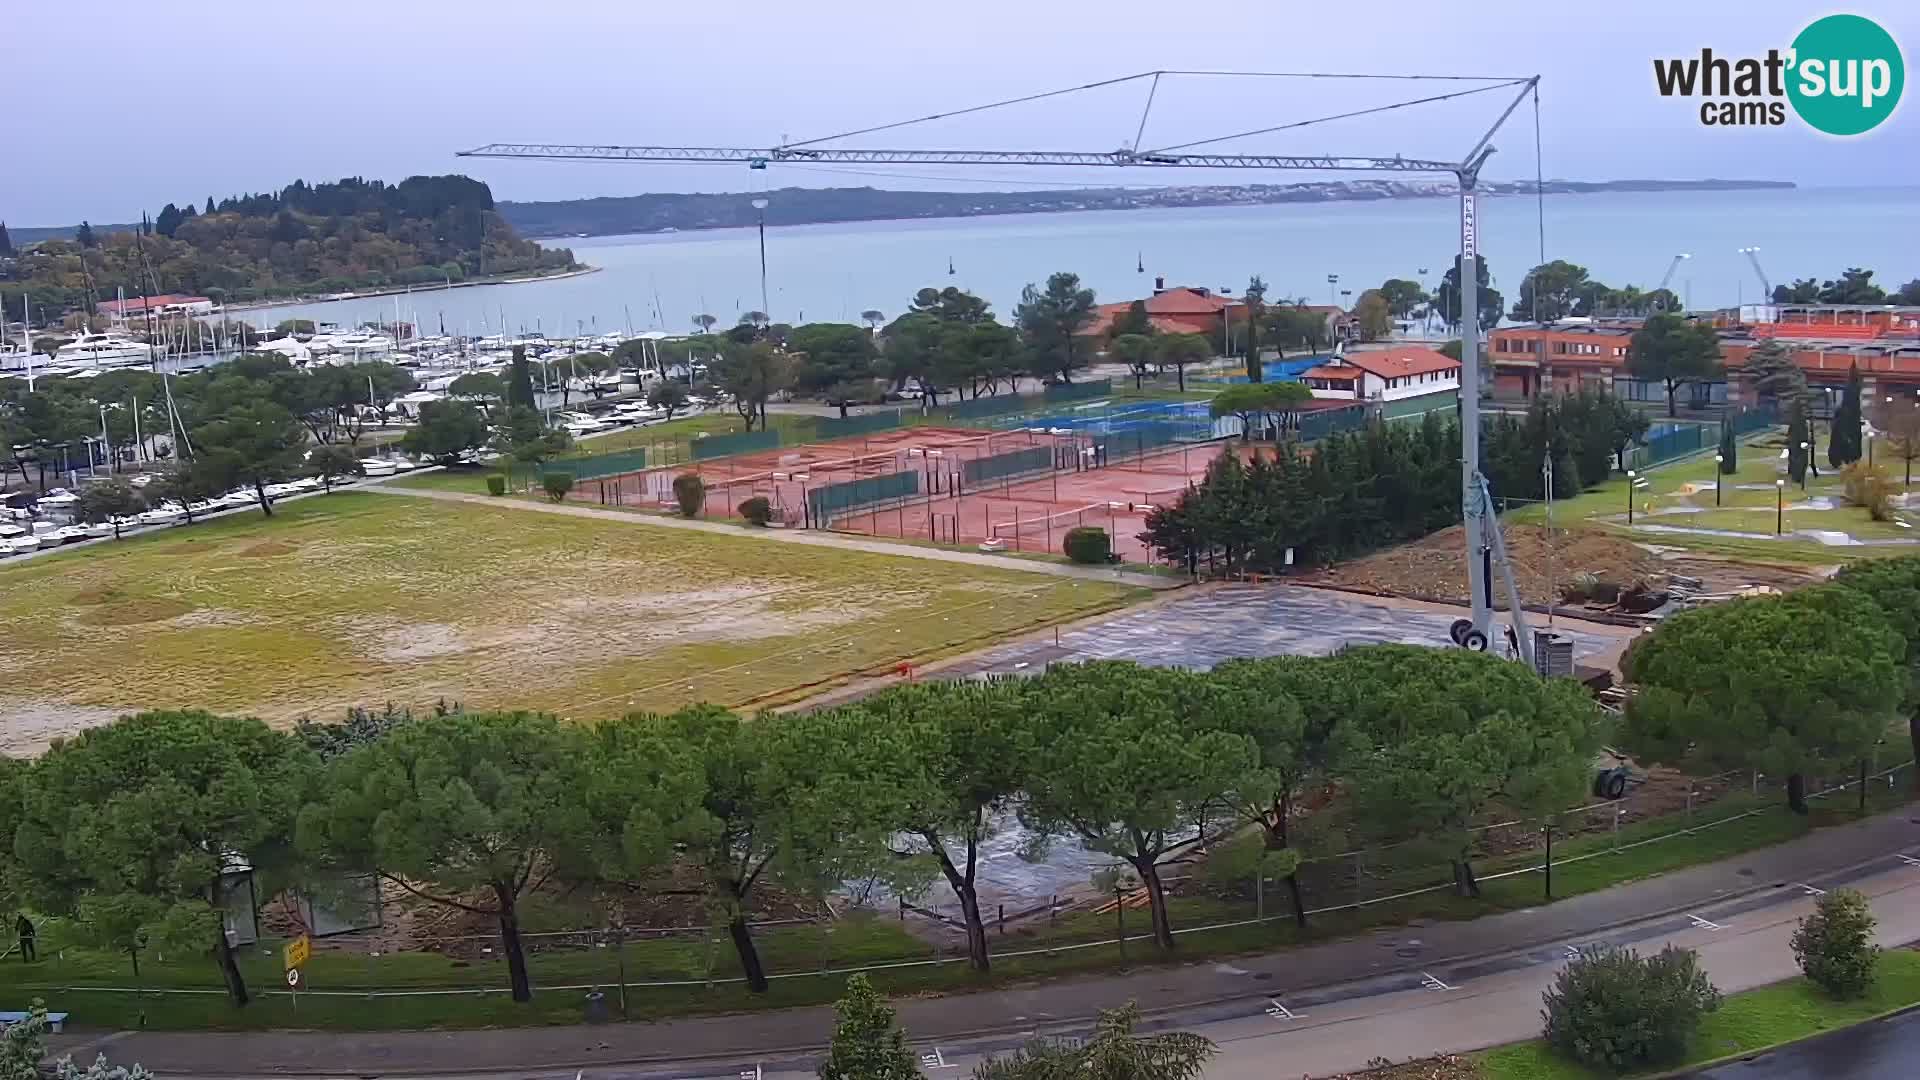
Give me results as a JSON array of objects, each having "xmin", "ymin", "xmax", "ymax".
[{"xmin": 14, "ymin": 914, "xmax": 34, "ymax": 963}]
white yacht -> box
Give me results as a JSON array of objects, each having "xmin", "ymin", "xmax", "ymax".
[
  {"xmin": 255, "ymin": 335, "xmax": 314, "ymax": 363},
  {"xmin": 1, "ymin": 341, "xmax": 36, "ymax": 373},
  {"xmin": 54, "ymin": 334, "xmax": 151, "ymax": 366}
]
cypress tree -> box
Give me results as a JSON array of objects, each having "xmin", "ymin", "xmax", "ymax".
[
  {"xmin": 1788, "ymin": 403, "xmax": 1810, "ymax": 485},
  {"xmin": 1718, "ymin": 422, "xmax": 1737, "ymax": 474},
  {"xmin": 507, "ymin": 345, "xmax": 537, "ymax": 409},
  {"xmin": 1828, "ymin": 362, "xmax": 1863, "ymax": 468}
]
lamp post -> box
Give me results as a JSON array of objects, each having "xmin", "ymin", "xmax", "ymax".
[
  {"xmin": 1417, "ymin": 267, "xmax": 1431, "ymax": 331},
  {"xmin": 1626, "ymin": 469, "xmax": 1637, "ymax": 524},
  {"xmin": 1799, "ymin": 440, "xmax": 1810, "ymax": 490},
  {"xmin": 1327, "ymin": 273, "xmax": 1339, "ymax": 308},
  {"xmin": 1776, "ymin": 478, "xmax": 1785, "ymax": 534},
  {"xmin": 750, "ymin": 196, "xmax": 771, "ymax": 322},
  {"xmin": 1713, "ymin": 453, "xmax": 1723, "ymax": 506}
]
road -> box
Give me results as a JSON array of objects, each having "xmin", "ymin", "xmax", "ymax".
[
  {"xmin": 1688, "ymin": 1006, "xmax": 1920, "ymax": 1079},
  {"xmin": 44, "ymin": 809, "xmax": 1920, "ymax": 1079}
]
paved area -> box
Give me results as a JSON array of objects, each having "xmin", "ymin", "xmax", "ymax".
[
  {"xmin": 1689, "ymin": 1005, "xmax": 1920, "ymax": 1079},
  {"xmin": 936, "ymin": 584, "xmax": 1631, "ymax": 679},
  {"xmin": 47, "ymin": 804, "xmax": 1920, "ymax": 1078}
]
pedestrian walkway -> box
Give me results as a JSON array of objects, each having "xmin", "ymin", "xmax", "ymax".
[
  {"xmin": 46, "ymin": 805, "xmax": 1920, "ymax": 1077},
  {"xmin": 368, "ymin": 485, "xmax": 1184, "ymax": 589}
]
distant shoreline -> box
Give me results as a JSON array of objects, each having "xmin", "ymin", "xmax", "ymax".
[
  {"xmin": 225, "ymin": 265, "xmax": 602, "ymax": 314},
  {"xmin": 503, "ymin": 179, "xmax": 1799, "ymax": 240}
]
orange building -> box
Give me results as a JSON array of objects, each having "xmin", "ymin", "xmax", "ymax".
[{"xmin": 1080, "ymin": 279, "xmax": 1246, "ymax": 339}]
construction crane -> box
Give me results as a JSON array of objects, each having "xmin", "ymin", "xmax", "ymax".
[
  {"xmin": 459, "ymin": 71, "xmax": 1544, "ymax": 666},
  {"xmin": 1738, "ymin": 246, "xmax": 1772, "ymax": 302},
  {"xmin": 1655, "ymin": 253, "xmax": 1692, "ymax": 310}
]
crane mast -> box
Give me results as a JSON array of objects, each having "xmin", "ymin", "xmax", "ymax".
[{"xmin": 464, "ymin": 74, "xmax": 1542, "ymax": 667}]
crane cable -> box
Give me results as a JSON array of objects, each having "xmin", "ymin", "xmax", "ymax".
[{"xmin": 1146, "ymin": 79, "xmax": 1532, "ymax": 155}]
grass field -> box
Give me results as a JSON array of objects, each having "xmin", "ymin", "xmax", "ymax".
[
  {"xmin": 0, "ymin": 492, "xmax": 1142, "ymax": 744},
  {"xmin": 1476, "ymin": 949, "xmax": 1920, "ymax": 1079}
]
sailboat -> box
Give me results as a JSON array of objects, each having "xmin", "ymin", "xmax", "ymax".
[
  {"xmin": 1136, "ymin": 252, "xmax": 1144, "ymax": 273},
  {"xmin": 947, "ymin": 257, "xmax": 955, "ymax": 276}
]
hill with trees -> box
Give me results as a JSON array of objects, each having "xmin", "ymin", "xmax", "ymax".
[{"xmin": 1, "ymin": 175, "xmax": 577, "ymax": 318}]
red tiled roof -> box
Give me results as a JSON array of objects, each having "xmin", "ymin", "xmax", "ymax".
[
  {"xmin": 98, "ymin": 294, "xmax": 209, "ymax": 314},
  {"xmin": 1335, "ymin": 347, "xmax": 1460, "ymax": 380},
  {"xmin": 1299, "ymin": 365, "xmax": 1359, "ymax": 381},
  {"xmin": 1143, "ymin": 287, "xmax": 1239, "ymax": 315}
]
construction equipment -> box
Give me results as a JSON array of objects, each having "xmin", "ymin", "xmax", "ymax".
[
  {"xmin": 462, "ymin": 70, "xmax": 1543, "ymax": 666},
  {"xmin": 1738, "ymin": 246, "xmax": 1772, "ymax": 301},
  {"xmin": 1655, "ymin": 253, "xmax": 1692, "ymax": 309}
]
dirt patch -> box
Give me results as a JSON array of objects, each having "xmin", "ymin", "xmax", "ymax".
[
  {"xmin": 1313, "ymin": 525, "xmax": 1662, "ymax": 606},
  {"xmin": 238, "ymin": 540, "xmax": 297, "ymax": 558},
  {"xmin": 0, "ymin": 702, "xmax": 124, "ymax": 757},
  {"xmin": 73, "ymin": 596, "xmax": 194, "ymax": 626},
  {"xmin": 1653, "ymin": 552, "xmax": 1830, "ymax": 593}
]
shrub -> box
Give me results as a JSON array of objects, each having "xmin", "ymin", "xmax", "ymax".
[
  {"xmin": 1542, "ymin": 945, "xmax": 1719, "ymax": 1071},
  {"xmin": 486, "ymin": 474, "xmax": 507, "ymax": 497},
  {"xmin": 738, "ymin": 496, "xmax": 773, "ymax": 526},
  {"xmin": 540, "ymin": 471, "xmax": 574, "ymax": 503},
  {"xmin": 1839, "ymin": 461, "xmax": 1894, "ymax": 521},
  {"xmin": 1062, "ymin": 526, "xmax": 1111, "ymax": 564},
  {"xmin": 1791, "ymin": 888, "xmax": 1880, "ymax": 998},
  {"xmin": 672, "ymin": 473, "xmax": 707, "ymax": 518}
]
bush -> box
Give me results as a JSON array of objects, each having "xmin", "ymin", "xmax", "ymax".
[
  {"xmin": 486, "ymin": 474, "xmax": 507, "ymax": 497},
  {"xmin": 540, "ymin": 471, "xmax": 574, "ymax": 503},
  {"xmin": 1839, "ymin": 461, "xmax": 1894, "ymax": 521},
  {"xmin": 672, "ymin": 473, "xmax": 706, "ymax": 518},
  {"xmin": 1542, "ymin": 945, "xmax": 1719, "ymax": 1071},
  {"xmin": 738, "ymin": 496, "xmax": 773, "ymax": 526},
  {"xmin": 1792, "ymin": 888, "xmax": 1880, "ymax": 998},
  {"xmin": 1062, "ymin": 526, "xmax": 1111, "ymax": 564}
]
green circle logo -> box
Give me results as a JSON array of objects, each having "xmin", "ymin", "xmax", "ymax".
[{"xmin": 1787, "ymin": 14, "xmax": 1904, "ymax": 136}]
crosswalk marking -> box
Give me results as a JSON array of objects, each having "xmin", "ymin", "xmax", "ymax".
[
  {"xmin": 1688, "ymin": 914, "xmax": 1724, "ymax": 931},
  {"xmin": 1798, "ymin": 883, "xmax": 1826, "ymax": 896},
  {"xmin": 1265, "ymin": 998, "xmax": 1304, "ymax": 1020},
  {"xmin": 1420, "ymin": 971, "xmax": 1455, "ymax": 991},
  {"xmin": 920, "ymin": 1047, "xmax": 956, "ymax": 1069},
  {"xmin": 1895, "ymin": 854, "xmax": 1920, "ymax": 867}
]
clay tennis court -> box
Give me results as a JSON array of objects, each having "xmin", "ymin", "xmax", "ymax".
[
  {"xmin": 585, "ymin": 426, "xmax": 1077, "ymax": 523},
  {"xmin": 832, "ymin": 440, "xmax": 1236, "ymax": 561}
]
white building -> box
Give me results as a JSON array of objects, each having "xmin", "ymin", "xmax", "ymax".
[{"xmin": 1299, "ymin": 346, "xmax": 1461, "ymax": 403}]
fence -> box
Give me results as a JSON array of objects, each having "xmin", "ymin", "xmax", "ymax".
[
  {"xmin": 813, "ymin": 411, "xmax": 905, "ymax": 440},
  {"xmin": 806, "ymin": 470, "xmax": 921, "ymax": 526},
  {"xmin": 691, "ymin": 428, "xmax": 782, "ymax": 461},
  {"xmin": 962, "ymin": 445, "xmax": 1055, "ymax": 487},
  {"xmin": 1624, "ymin": 407, "xmax": 1779, "ymax": 472},
  {"xmin": 1295, "ymin": 403, "xmax": 1368, "ymax": 442},
  {"xmin": 1042, "ymin": 378, "xmax": 1113, "ymax": 404},
  {"xmin": 35, "ymin": 760, "xmax": 1910, "ymax": 1012},
  {"xmin": 1091, "ymin": 421, "xmax": 1198, "ymax": 465},
  {"xmin": 545, "ymin": 446, "xmax": 648, "ymax": 482}
]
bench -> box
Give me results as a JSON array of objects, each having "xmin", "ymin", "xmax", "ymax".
[{"xmin": 0, "ymin": 1011, "xmax": 68, "ymax": 1033}]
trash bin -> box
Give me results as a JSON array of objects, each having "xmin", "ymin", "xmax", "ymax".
[{"xmin": 584, "ymin": 990, "xmax": 608, "ymax": 1024}]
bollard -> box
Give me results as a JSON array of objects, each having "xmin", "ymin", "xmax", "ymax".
[{"xmin": 584, "ymin": 990, "xmax": 608, "ymax": 1024}]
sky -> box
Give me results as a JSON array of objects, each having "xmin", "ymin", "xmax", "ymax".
[{"xmin": 5, "ymin": 0, "xmax": 1915, "ymax": 225}]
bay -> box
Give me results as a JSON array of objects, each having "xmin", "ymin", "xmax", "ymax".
[{"xmin": 243, "ymin": 186, "xmax": 1919, "ymax": 336}]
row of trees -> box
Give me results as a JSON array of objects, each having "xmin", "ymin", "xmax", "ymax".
[
  {"xmin": 1770, "ymin": 267, "xmax": 1920, "ymax": 306},
  {"xmin": 0, "ymin": 646, "xmax": 1606, "ymax": 1006},
  {"xmin": 1141, "ymin": 392, "xmax": 1647, "ymax": 574}
]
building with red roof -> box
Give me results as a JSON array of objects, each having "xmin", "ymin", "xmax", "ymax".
[
  {"xmin": 1079, "ymin": 278, "xmax": 1247, "ymax": 340},
  {"xmin": 98, "ymin": 294, "xmax": 214, "ymax": 319},
  {"xmin": 1299, "ymin": 346, "xmax": 1461, "ymax": 403}
]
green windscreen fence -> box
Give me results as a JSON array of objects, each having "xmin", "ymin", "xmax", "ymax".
[
  {"xmin": 963, "ymin": 445, "xmax": 1054, "ymax": 486},
  {"xmin": 1295, "ymin": 405, "xmax": 1368, "ymax": 442},
  {"xmin": 1043, "ymin": 378, "xmax": 1112, "ymax": 404},
  {"xmin": 814, "ymin": 411, "xmax": 904, "ymax": 440},
  {"xmin": 1094, "ymin": 422, "xmax": 1189, "ymax": 462},
  {"xmin": 807, "ymin": 470, "xmax": 920, "ymax": 524},
  {"xmin": 691, "ymin": 428, "xmax": 782, "ymax": 461},
  {"xmin": 546, "ymin": 447, "xmax": 648, "ymax": 481},
  {"xmin": 940, "ymin": 394, "xmax": 1029, "ymax": 423}
]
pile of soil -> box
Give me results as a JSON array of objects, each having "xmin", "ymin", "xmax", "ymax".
[
  {"xmin": 1313, "ymin": 525, "xmax": 1662, "ymax": 607},
  {"xmin": 1327, "ymin": 1058, "xmax": 1479, "ymax": 1080}
]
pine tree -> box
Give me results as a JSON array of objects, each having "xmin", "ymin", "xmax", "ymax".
[
  {"xmin": 817, "ymin": 975, "xmax": 918, "ymax": 1080},
  {"xmin": 0, "ymin": 221, "xmax": 13, "ymax": 257},
  {"xmin": 76, "ymin": 220, "xmax": 96, "ymax": 248},
  {"xmin": 1828, "ymin": 362, "xmax": 1864, "ymax": 468},
  {"xmin": 205, "ymin": 196, "xmax": 217, "ymax": 216}
]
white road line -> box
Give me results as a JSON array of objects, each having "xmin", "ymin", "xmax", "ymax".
[
  {"xmin": 1563, "ymin": 945, "xmax": 1580, "ymax": 959},
  {"xmin": 1896, "ymin": 854, "xmax": 1920, "ymax": 867},
  {"xmin": 920, "ymin": 1047, "xmax": 956, "ymax": 1069},
  {"xmin": 1265, "ymin": 999, "xmax": 1304, "ymax": 1020},
  {"xmin": 1798, "ymin": 883, "xmax": 1827, "ymax": 896},
  {"xmin": 1420, "ymin": 971, "xmax": 1454, "ymax": 991},
  {"xmin": 1688, "ymin": 914, "xmax": 1724, "ymax": 931}
]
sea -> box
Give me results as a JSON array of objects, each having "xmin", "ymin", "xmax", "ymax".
[{"xmin": 243, "ymin": 186, "xmax": 1919, "ymax": 337}]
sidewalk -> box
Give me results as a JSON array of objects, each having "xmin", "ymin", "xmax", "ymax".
[{"xmin": 47, "ymin": 805, "xmax": 1920, "ymax": 1076}]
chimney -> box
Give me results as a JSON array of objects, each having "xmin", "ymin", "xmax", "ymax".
[{"xmin": 1153, "ymin": 275, "xmax": 1165, "ymax": 295}]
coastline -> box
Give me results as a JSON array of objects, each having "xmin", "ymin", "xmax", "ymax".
[{"xmin": 224, "ymin": 264, "xmax": 602, "ymax": 314}]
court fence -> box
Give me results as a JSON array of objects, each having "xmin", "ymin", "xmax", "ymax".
[
  {"xmin": 691, "ymin": 428, "xmax": 782, "ymax": 461},
  {"xmin": 963, "ymin": 445, "xmax": 1054, "ymax": 487},
  {"xmin": 61, "ymin": 760, "xmax": 1911, "ymax": 1009},
  {"xmin": 806, "ymin": 471, "xmax": 921, "ymax": 527},
  {"xmin": 545, "ymin": 446, "xmax": 648, "ymax": 482}
]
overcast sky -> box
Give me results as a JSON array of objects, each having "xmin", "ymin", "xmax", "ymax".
[{"xmin": 6, "ymin": 0, "xmax": 1914, "ymax": 225}]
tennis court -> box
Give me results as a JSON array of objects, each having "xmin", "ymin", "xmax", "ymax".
[{"xmin": 832, "ymin": 441, "xmax": 1240, "ymax": 561}]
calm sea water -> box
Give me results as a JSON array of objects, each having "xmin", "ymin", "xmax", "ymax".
[{"xmin": 247, "ymin": 186, "xmax": 1919, "ymax": 337}]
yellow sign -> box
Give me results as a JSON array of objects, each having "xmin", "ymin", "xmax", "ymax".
[{"xmin": 284, "ymin": 934, "xmax": 311, "ymax": 972}]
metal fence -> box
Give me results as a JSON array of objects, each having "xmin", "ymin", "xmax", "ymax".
[
  {"xmin": 962, "ymin": 445, "xmax": 1055, "ymax": 486},
  {"xmin": 806, "ymin": 470, "xmax": 921, "ymax": 526},
  {"xmin": 1042, "ymin": 378, "xmax": 1114, "ymax": 404},
  {"xmin": 1296, "ymin": 403, "xmax": 1369, "ymax": 441},
  {"xmin": 546, "ymin": 447, "xmax": 649, "ymax": 481},
  {"xmin": 813, "ymin": 412, "xmax": 905, "ymax": 440},
  {"xmin": 1625, "ymin": 406, "xmax": 1780, "ymax": 472},
  {"xmin": 691, "ymin": 428, "xmax": 782, "ymax": 461}
]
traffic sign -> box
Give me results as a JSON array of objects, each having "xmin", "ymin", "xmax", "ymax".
[
  {"xmin": 284, "ymin": 934, "xmax": 311, "ymax": 972},
  {"xmin": 286, "ymin": 967, "xmax": 301, "ymax": 988}
]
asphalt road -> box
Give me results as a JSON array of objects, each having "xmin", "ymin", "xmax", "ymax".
[{"xmin": 1687, "ymin": 1007, "xmax": 1920, "ymax": 1079}]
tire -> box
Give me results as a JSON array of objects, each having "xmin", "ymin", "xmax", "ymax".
[
  {"xmin": 1592, "ymin": 770, "xmax": 1611, "ymax": 798},
  {"xmin": 1606, "ymin": 772, "xmax": 1629, "ymax": 799},
  {"xmin": 1449, "ymin": 618, "xmax": 1475, "ymax": 646},
  {"xmin": 1462, "ymin": 629, "xmax": 1489, "ymax": 652}
]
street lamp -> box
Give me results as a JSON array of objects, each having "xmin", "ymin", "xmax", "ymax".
[
  {"xmin": 1326, "ymin": 273, "xmax": 1339, "ymax": 308},
  {"xmin": 1713, "ymin": 453, "xmax": 1723, "ymax": 506},
  {"xmin": 1776, "ymin": 478, "xmax": 1785, "ymax": 534},
  {"xmin": 1799, "ymin": 440, "xmax": 1810, "ymax": 490},
  {"xmin": 750, "ymin": 196, "xmax": 771, "ymax": 322}
]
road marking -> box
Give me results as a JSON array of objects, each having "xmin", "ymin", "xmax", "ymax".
[
  {"xmin": 739, "ymin": 1066, "xmax": 763, "ymax": 1080},
  {"xmin": 1896, "ymin": 854, "xmax": 1920, "ymax": 867},
  {"xmin": 1563, "ymin": 945, "xmax": 1580, "ymax": 960},
  {"xmin": 921, "ymin": 1047, "xmax": 956, "ymax": 1069},
  {"xmin": 1688, "ymin": 914, "xmax": 1724, "ymax": 931},
  {"xmin": 1798, "ymin": 883, "xmax": 1826, "ymax": 896},
  {"xmin": 1265, "ymin": 998, "xmax": 1305, "ymax": 1020},
  {"xmin": 1420, "ymin": 971, "xmax": 1454, "ymax": 991}
]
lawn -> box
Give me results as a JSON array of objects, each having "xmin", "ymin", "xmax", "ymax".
[
  {"xmin": 1476, "ymin": 949, "xmax": 1920, "ymax": 1079},
  {"xmin": 0, "ymin": 492, "xmax": 1143, "ymax": 742}
]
